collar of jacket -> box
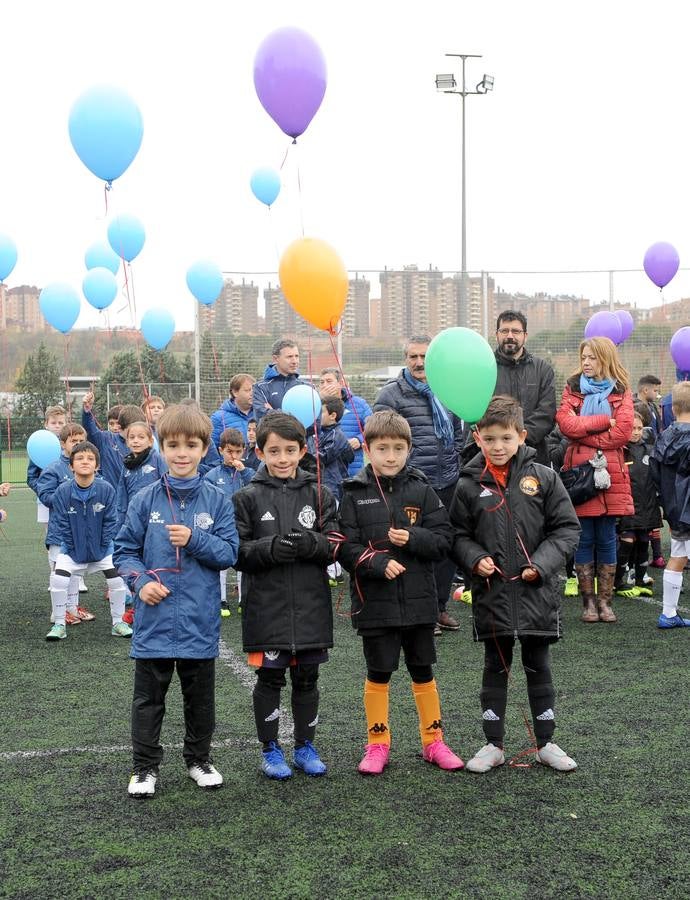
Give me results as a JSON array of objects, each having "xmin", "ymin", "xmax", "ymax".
[
  {"xmin": 252, "ymin": 466, "xmax": 317, "ymax": 488},
  {"xmin": 262, "ymin": 363, "xmax": 300, "ymax": 381},
  {"xmin": 462, "ymin": 443, "xmax": 536, "ymax": 482},
  {"xmin": 344, "ymin": 463, "xmax": 427, "ymax": 491},
  {"xmin": 123, "ymin": 447, "xmax": 152, "ymax": 470},
  {"xmin": 495, "ymin": 348, "xmax": 533, "ymax": 367}
]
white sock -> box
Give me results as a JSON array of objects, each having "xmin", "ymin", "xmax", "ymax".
[
  {"xmin": 220, "ymin": 569, "xmax": 228, "ymax": 603},
  {"xmin": 50, "ymin": 572, "xmax": 70, "ymax": 626},
  {"xmin": 67, "ymin": 576, "xmax": 79, "ymax": 614},
  {"xmin": 106, "ymin": 577, "xmax": 127, "ymax": 624},
  {"xmin": 662, "ymin": 570, "xmax": 683, "ymax": 618}
]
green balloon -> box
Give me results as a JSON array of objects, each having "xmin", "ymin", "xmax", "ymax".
[{"xmin": 425, "ymin": 327, "xmax": 497, "ymax": 423}]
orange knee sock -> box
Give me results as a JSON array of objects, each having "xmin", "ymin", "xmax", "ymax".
[
  {"xmin": 412, "ymin": 679, "xmax": 443, "ymax": 746},
  {"xmin": 364, "ymin": 679, "xmax": 390, "ymax": 745}
]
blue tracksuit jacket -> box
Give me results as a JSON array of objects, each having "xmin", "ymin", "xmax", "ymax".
[
  {"xmin": 307, "ymin": 423, "xmax": 355, "ymax": 501},
  {"xmin": 252, "ymin": 364, "xmax": 303, "ymax": 423},
  {"xmin": 204, "ymin": 463, "xmax": 254, "ymax": 498},
  {"xmin": 338, "ymin": 389, "xmax": 372, "ymax": 476},
  {"xmin": 36, "ymin": 454, "xmax": 73, "ymax": 508},
  {"xmin": 210, "ymin": 399, "xmax": 253, "ymax": 448},
  {"xmin": 81, "ymin": 410, "xmax": 129, "ymax": 487},
  {"xmin": 116, "ymin": 448, "xmax": 168, "ymax": 526},
  {"xmin": 50, "ymin": 478, "xmax": 119, "ymax": 564}
]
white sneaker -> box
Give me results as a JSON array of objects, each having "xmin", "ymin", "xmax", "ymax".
[
  {"xmin": 187, "ymin": 760, "xmax": 223, "ymax": 789},
  {"xmin": 465, "ymin": 743, "xmax": 505, "ymax": 773},
  {"xmin": 128, "ymin": 770, "xmax": 158, "ymax": 798},
  {"xmin": 537, "ymin": 742, "xmax": 577, "ymax": 771}
]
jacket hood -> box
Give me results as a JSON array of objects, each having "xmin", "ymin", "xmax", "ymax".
[
  {"xmin": 462, "ymin": 443, "xmax": 537, "ymax": 480},
  {"xmin": 262, "ymin": 363, "xmax": 300, "ymax": 381},
  {"xmin": 653, "ymin": 421, "xmax": 690, "ymax": 465}
]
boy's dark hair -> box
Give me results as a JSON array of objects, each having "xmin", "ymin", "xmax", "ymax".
[
  {"xmin": 638, "ymin": 374, "xmax": 661, "ymax": 389},
  {"xmin": 69, "ymin": 440, "xmax": 100, "ymax": 467},
  {"xmin": 271, "ymin": 338, "xmax": 298, "ymax": 357},
  {"xmin": 477, "ymin": 395, "xmax": 525, "ymax": 433},
  {"xmin": 364, "ymin": 410, "xmax": 412, "ymax": 446},
  {"xmin": 119, "ymin": 404, "xmax": 148, "ymax": 430},
  {"xmin": 107, "ymin": 404, "xmax": 122, "ymax": 422},
  {"xmin": 672, "ymin": 381, "xmax": 690, "ymax": 415},
  {"xmin": 496, "ymin": 310, "xmax": 528, "ymax": 333},
  {"xmin": 632, "ymin": 401, "xmax": 651, "ymax": 426},
  {"xmin": 219, "ymin": 427, "xmax": 245, "ymax": 448},
  {"xmin": 157, "ymin": 404, "xmax": 212, "ymax": 447},
  {"xmin": 229, "ymin": 373, "xmax": 255, "ymax": 394},
  {"xmin": 44, "ymin": 405, "xmax": 66, "ymax": 422},
  {"xmin": 142, "ymin": 395, "xmax": 165, "ymax": 409},
  {"xmin": 256, "ymin": 410, "xmax": 306, "ymax": 450},
  {"xmin": 322, "ymin": 396, "xmax": 345, "ymax": 422},
  {"xmin": 59, "ymin": 423, "xmax": 86, "ymax": 443}
]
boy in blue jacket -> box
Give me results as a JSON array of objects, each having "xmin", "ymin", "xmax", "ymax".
[
  {"xmin": 28, "ymin": 405, "xmax": 66, "ymax": 585},
  {"xmin": 46, "ymin": 441, "xmax": 130, "ymax": 642},
  {"xmin": 81, "ymin": 392, "xmax": 132, "ymax": 488},
  {"xmin": 114, "ymin": 404, "xmax": 239, "ymax": 799}
]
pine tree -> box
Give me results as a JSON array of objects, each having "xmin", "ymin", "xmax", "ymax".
[{"xmin": 14, "ymin": 342, "xmax": 63, "ymax": 418}]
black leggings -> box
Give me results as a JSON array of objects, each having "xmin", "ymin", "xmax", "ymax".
[
  {"xmin": 367, "ymin": 665, "xmax": 433, "ymax": 684},
  {"xmin": 253, "ymin": 664, "xmax": 320, "ymax": 746}
]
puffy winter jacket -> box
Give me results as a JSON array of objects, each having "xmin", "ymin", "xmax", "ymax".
[
  {"xmin": 81, "ymin": 410, "xmax": 129, "ymax": 487},
  {"xmin": 450, "ymin": 445, "xmax": 581, "ymax": 641},
  {"xmin": 50, "ymin": 478, "xmax": 119, "ymax": 564},
  {"xmin": 307, "ymin": 423, "xmax": 355, "ymax": 500},
  {"xmin": 36, "ymin": 454, "xmax": 73, "ymax": 508},
  {"xmin": 619, "ymin": 435, "xmax": 662, "ymax": 531},
  {"xmin": 252, "ymin": 364, "xmax": 303, "ymax": 423},
  {"xmin": 115, "ymin": 447, "xmax": 168, "ymax": 526},
  {"xmin": 650, "ymin": 422, "xmax": 690, "ymax": 532},
  {"xmin": 494, "ymin": 350, "xmax": 556, "ymax": 463},
  {"xmin": 338, "ymin": 389, "xmax": 372, "ymax": 475},
  {"xmin": 373, "ymin": 370, "xmax": 464, "ymax": 490},
  {"xmin": 114, "ymin": 476, "xmax": 239, "ymax": 659},
  {"xmin": 556, "ymin": 378, "xmax": 634, "ymax": 517},
  {"xmin": 338, "ymin": 465, "xmax": 452, "ymax": 629},
  {"xmin": 210, "ymin": 398, "xmax": 253, "ymax": 448},
  {"xmin": 204, "ymin": 462, "xmax": 254, "ymax": 498},
  {"xmin": 232, "ymin": 467, "xmax": 338, "ymax": 653}
]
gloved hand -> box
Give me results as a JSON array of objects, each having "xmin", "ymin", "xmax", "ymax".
[
  {"xmin": 287, "ymin": 530, "xmax": 318, "ymax": 559},
  {"xmin": 271, "ymin": 535, "xmax": 299, "ymax": 563}
]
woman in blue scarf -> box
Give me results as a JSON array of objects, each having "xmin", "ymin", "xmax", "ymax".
[{"xmin": 556, "ymin": 337, "xmax": 634, "ymax": 624}]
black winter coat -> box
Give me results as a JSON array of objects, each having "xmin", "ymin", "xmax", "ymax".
[
  {"xmin": 650, "ymin": 422, "xmax": 690, "ymax": 532},
  {"xmin": 494, "ymin": 349, "xmax": 556, "ymax": 464},
  {"xmin": 373, "ymin": 370, "xmax": 464, "ymax": 490},
  {"xmin": 449, "ymin": 445, "xmax": 581, "ymax": 642},
  {"xmin": 619, "ymin": 436, "xmax": 662, "ymax": 531},
  {"xmin": 232, "ymin": 468, "xmax": 338, "ymax": 652},
  {"xmin": 338, "ymin": 465, "xmax": 452, "ymax": 629}
]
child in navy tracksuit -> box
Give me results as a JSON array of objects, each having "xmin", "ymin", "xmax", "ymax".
[
  {"xmin": 242, "ymin": 419, "xmax": 260, "ymax": 472},
  {"xmin": 81, "ymin": 392, "xmax": 131, "ymax": 488},
  {"xmin": 116, "ymin": 420, "xmax": 167, "ymax": 527},
  {"xmin": 114, "ymin": 404, "xmax": 239, "ymax": 798},
  {"xmin": 28, "ymin": 405, "xmax": 67, "ymax": 584},
  {"xmin": 204, "ymin": 427, "xmax": 254, "ymax": 615},
  {"xmin": 46, "ymin": 441, "xmax": 129, "ymax": 642}
]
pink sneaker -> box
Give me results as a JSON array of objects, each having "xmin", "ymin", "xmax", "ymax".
[
  {"xmin": 357, "ymin": 743, "xmax": 390, "ymax": 775},
  {"xmin": 423, "ymin": 739, "xmax": 465, "ymax": 771},
  {"xmin": 650, "ymin": 557, "xmax": 666, "ymax": 568}
]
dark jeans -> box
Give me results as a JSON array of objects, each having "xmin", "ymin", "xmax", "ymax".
[
  {"xmin": 434, "ymin": 483, "xmax": 458, "ymax": 613},
  {"xmin": 575, "ymin": 515, "xmax": 617, "ymax": 565},
  {"xmin": 131, "ymin": 658, "xmax": 215, "ymax": 771}
]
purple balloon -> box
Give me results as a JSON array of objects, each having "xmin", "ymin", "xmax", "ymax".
[
  {"xmin": 643, "ymin": 241, "xmax": 679, "ymax": 288},
  {"xmin": 584, "ymin": 311, "xmax": 623, "ymax": 344},
  {"xmin": 670, "ymin": 327, "xmax": 690, "ymax": 371},
  {"xmin": 615, "ymin": 309, "xmax": 634, "ymax": 343},
  {"xmin": 253, "ymin": 27, "xmax": 327, "ymax": 139}
]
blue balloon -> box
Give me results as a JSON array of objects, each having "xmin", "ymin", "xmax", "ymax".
[
  {"xmin": 84, "ymin": 241, "xmax": 120, "ymax": 275},
  {"xmin": 39, "ymin": 282, "xmax": 81, "ymax": 333},
  {"xmin": 141, "ymin": 308, "xmax": 175, "ymax": 350},
  {"xmin": 27, "ymin": 429, "xmax": 61, "ymax": 469},
  {"xmin": 0, "ymin": 234, "xmax": 17, "ymax": 281},
  {"xmin": 186, "ymin": 260, "xmax": 224, "ymax": 306},
  {"xmin": 282, "ymin": 383, "xmax": 321, "ymax": 428},
  {"xmin": 250, "ymin": 167, "xmax": 281, "ymax": 206},
  {"xmin": 82, "ymin": 267, "xmax": 118, "ymax": 310},
  {"xmin": 68, "ymin": 85, "xmax": 143, "ymax": 184},
  {"xmin": 107, "ymin": 214, "xmax": 145, "ymax": 262}
]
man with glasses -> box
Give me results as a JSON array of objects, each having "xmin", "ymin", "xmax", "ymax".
[{"xmin": 493, "ymin": 310, "xmax": 556, "ymax": 465}]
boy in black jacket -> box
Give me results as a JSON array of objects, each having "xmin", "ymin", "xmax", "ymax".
[
  {"xmin": 450, "ymin": 396, "xmax": 581, "ymax": 773},
  {"xmin": 338, "ymin": 411, "xmax": 464, "ymax": 775},
  {"xmin": 232, "ymin": 411, "xmax": 338, "ymax": 780}
]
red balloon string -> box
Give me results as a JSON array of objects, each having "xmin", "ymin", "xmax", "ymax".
[{"xmin": 63, "ymin": 334, "xmax": 73, "ymax": 421}]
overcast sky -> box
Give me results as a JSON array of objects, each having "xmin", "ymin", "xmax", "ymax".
[{"xmin": 2, "ymin": 0, "xmax": 690, "ymax": 332}]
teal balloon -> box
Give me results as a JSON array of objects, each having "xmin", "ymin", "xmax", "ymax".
[
  {"xmin": 186, "ymin": 260, "xmax": 224, "ymax": 305},
  {"xmin": 141, "ymin": 308, "xmax": 175, "ymax": 350},
  {"xmin": 68, "ymin": 85, "xmax": 143, "ymax": 184},
  {"xmin": 250, "ymin": 167, "xmax": 281, "ymax": 206},
  {"xmin": 282, "ymin": 383, "xmax": 321, "ymax": 428},
  {"xmin": 424, "ymin": 327, "xmax": 497, "ymax": 423},
  {"xmin": 0, "ymin": 234, "xmax": 17, "ymax": 281},
  {"xmin": 82, "ymin": 267, "xmax": 118, "ymax": 310},
  {"xmin": 39, "ymin": 282, "xmax": 81, "ymax": 333},
  {"xmin": 84, "ymin": 241, "xmax": 120, "ymax": 275},
  {"xmin": 27, "ymin": 429, "xmax": 61, "ymax": 469},
  {"xmin": 107, "ymin": 214, "xmax": 145, "ymax": 262}
]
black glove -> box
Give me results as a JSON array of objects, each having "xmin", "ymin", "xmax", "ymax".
[
  {"xmin": 287, "ymin": 530, "xmax": 318, "ymax": 559},
  {"xmin": 271, "ymin": 535, "xmax": 298, "ymax": 563}
]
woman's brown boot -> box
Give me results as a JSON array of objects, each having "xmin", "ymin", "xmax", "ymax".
[
  {"xmin": 575, "ymin": 562, "xmax": 598, "ymax": 623},
  {"xmin": 596, "ymin": 563, "xmax": 618, "ymax": 623}
]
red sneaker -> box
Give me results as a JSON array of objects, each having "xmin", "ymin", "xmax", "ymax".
[
  {"xmin": 76, "ymin": 606, "xmax": 96, "ymax": 622},
  {"xmin": 65, "ymin": 610, "xmax": 81, "ymax": 626},
  {"xmin": 357, "ymin": 743, "xmax": 390, "ymax": 775},
  {"xmin": 423, "ymin": 739, "xmax": 464, "ymax": 771},
  {"xmin": 122, "ymin": 607, "xmax": 135, "ymax": 626}
]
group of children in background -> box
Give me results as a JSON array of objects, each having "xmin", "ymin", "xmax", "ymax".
[{"xmin": 20, "ymin": 372, "xmax": 690, "ymax": 799}]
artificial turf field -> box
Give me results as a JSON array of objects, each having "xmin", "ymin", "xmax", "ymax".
[{"xmin": 1, "ymin": 487, "xmax": 689, "ymax": 900}]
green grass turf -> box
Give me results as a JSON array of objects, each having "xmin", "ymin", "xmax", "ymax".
[{"xmin": 1, "ymin": 487, "xmax": 690, "ymax": 899}]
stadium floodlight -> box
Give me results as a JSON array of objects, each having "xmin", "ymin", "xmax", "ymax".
[{"xmin": 435, "ymin": 73, "xmax": 457, "ymax": 91}]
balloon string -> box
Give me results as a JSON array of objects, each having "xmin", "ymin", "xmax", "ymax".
[
  {"xmin": 209, "ymin": 333, "xmax": 224, "ymax": 414},
  {"xmin": 305, "ymin": 330, "xmax": 323, "ymax": 529},
  {"xmin": 63, "ymin": 334, "xmax": 73, "ymax": 421},
  {"xmin": 5, "ymin": 409, "xmax": 11, "ymax": 453},
  {"xmin": 296, "ymin": 147, "xmax": 305, "ymax": 238}
]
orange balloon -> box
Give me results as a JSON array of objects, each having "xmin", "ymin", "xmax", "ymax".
[{"xmin": 279, "ymin": 237, "xmax": 348, "ymax": 332}]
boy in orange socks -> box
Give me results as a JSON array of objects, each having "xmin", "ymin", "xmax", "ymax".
[{"xmin": 338, "ymin": 411, "xmax": 464, "ymax": 775}]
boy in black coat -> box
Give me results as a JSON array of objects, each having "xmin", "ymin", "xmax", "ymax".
[
  {"xmin": 232, "ymin": 411, "xmax": 338, "ymax": 780},
  {"xmin": 338, "ymin": 411, "xmax": 464, "ymax": 775},
  {"xmin": 450, "ymin": 396, "xmax": 581, "ymax": 773}
]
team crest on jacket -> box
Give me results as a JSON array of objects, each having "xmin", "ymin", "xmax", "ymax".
[
  {"xmin": 194, "ymin": 512, "xmax": 214, "ymax": 530},
  {"xmin": 298, "ymin": 505, "xmax": 316, "ymax": 528},
  {"xmin": 92, "ymin": 502, "xmax": 105, "ymax": 514},
  {"xmin": 519, "ymin": 476, "xmax": 540, "ymax": 496},
  {"xmin": 404, "ymin": 506, "xmax": 421, "ymax": 525}
]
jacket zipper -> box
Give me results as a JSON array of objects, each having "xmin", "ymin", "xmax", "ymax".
[
  {"xmin": 503, "ymin": 485, "xmax": 520, "ymax": 639},
  {"xmin": 283, "ymin": 480, "xmax": 297, "ymax": 654}
]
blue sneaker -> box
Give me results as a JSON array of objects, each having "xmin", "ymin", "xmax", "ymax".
[
  {"xmin": 658, "ymin": 613, "xmax": 690, "ymax": 629},
  {"xmin": 294, "ymin": 741, "xmax": 327, "ymax": 777},
  {"xmin": 261, "ymin": 742, "xmax": 292, "ymax": 780}
]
